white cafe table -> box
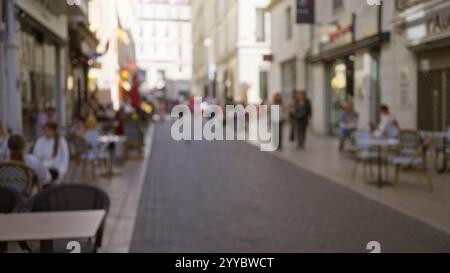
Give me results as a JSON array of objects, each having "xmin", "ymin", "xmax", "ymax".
[{"xmin": 0, "ymin": 210, "xmax": 106, "ymax": 253}]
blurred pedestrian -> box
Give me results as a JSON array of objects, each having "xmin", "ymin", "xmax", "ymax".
[
  {"xmin": 288, "ymin": 91, "xmax": 298, "ymax": 142},
  {"xmin": 69, "ymin": 116, "xmax": 86, "ymax": 138},
  {"xmin": 294, "ymin": 91, "xmax": 312, "ymax": 149},
  {"xmin": 33, "ymin": 122, "xmax": 70, "ymax": 185},
  {"xmin": 8, "ymin": 134, "xmax": 52, "ymax": 187},
  {"xmin": 36, "ymin": 105, "xmax": 57, "ymax": 138},
  {"xmin": 338, "ymin": 102, "xmax": 359, "ymax": 151},
  {"xmin": 371, "ymin": 105, "xmax": 399, "ymax": 138},
  {"xmin": 85, "ymin": 110, "xmax": 98, "ymax": 131},
  {"xmin": 273, "ymin": 93, "xmax": 286, "ymax": 151}
]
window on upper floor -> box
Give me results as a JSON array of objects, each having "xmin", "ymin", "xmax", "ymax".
[
  {"xmin": 333, "ymin": 0, "xmax": 344, "ymax": 12},
  {"xmin": 286, "ymin": 6, "xmax": 292, "ymax": 40},
  {"xmin": 256, "ymin": 8, "xmax": 266, "ymax": 42}
]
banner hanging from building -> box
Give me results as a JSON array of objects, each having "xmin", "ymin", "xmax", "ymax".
[{"xmin": 296, "ymin": 0, "xmax": 315, "ymax": 24}]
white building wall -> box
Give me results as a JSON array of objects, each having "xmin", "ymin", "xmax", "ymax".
[
  {"xmin": 268, "ymin": 0, "xmax": 311, "ymax": 101},
  {"xmin": 132, "ymin": 0, "xmax": 192, "ymax": 99}
]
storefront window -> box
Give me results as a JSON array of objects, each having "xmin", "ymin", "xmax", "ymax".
[
  {"xmin": 327, "ymin": 55, "xmax": 354, "ymax": 135},
  {"xmin": 281, "ymin": 60, "xmax": 296, "ymax": 104},
  {"xmin": 18, "ymin": 28, "xmax": 57, "ymax": 140}
]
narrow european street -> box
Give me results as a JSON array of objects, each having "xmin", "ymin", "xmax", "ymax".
[{"xmin": 130, "ymin": 123, "xmax": 450, "ymax": 253}]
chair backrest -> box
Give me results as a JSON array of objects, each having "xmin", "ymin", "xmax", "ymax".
[
  {"xmin": 84, "ymin": 130, "xmax": 100, "ymax": 148},
  {"xmin": 0, "ymin": 186, "xmax": 23, "ymax": 213},
  {"xmin": 124, "ymin": 116, "xmax": 142, "ymax": 142},
  {"xmin": 386, "ymin": 125, "xmax": 399, "ymax": 139},
  {"xmin": 27, "ymin": 184, "xmax": 110, "ymax": 213},
  {"xmin": 354, "ymin": 130, "xmax": 372, "ymax": 151},
  {"xmin": 0, "ymin": 161, "xmax": 36, "ymax": 196},
  {"xmin": 399, "ymin": 130, "xmax": 421, "ymax": 155},
  {"xmin": 68, "ymin": 134, "xmax": 90, "ymax": 157}
]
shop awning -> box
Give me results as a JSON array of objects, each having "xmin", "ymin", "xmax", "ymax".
[{"xmin": 307, "ymin": 32, "xmax": 390, "ymax": 63}]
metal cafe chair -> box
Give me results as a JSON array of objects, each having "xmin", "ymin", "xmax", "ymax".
[
  {"xmin": 392, "ymin": 130, "xmax": 433, "ymax": 191},
  {"xmin": 352, "ymin": 130, "xmax": 380, "ymax": 181}
]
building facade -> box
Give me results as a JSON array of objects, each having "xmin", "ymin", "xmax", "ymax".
[
  {"xmin": 1, "ymin": 0, "xmax": 68, "ymax": 136},
  {"xmin": 391, "ymin": 0, "xmax": 450, "ymax": 132},
  {"xmin": 267, "ymin": 0, "xmax": 450, "ymax": 136},
  {"xmin": 266, "ymin": 0, "xmax": 311, "ymax": 106},
  {"xmin": 131, "ymin": 0, "xmax": 192, "ymax": 101},
  {"xmin": 192, "ymin": 0, "xmax": 271, "ymax": 106}
]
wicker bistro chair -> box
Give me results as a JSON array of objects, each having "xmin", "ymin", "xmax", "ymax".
[
  {"xmin": 0, "ymin": 161, "xmax": 40, "ymax": 198},
  {"xmin": 27, "ymin": 184, "xmax": 110, "ymax": 253},
  {"xmin": 352, "ymin": 130, "xmax": 383, "ymax": 181},
  {"xmin": 392, "ymin": 130, "xmax": 433, "ymax": 191}
]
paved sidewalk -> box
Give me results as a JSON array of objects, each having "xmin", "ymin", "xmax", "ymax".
[
  {"xmin": 68, "ymin": 125, "xmax": 155, "ymax": 253},
  {"xmin": 255, "ymin": 127, "xmax": 450, "ymax": 235}
]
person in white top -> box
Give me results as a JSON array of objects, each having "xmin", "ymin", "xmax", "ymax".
[
  {"xmin": 372, "ymin": 105, "xmax": 399, "ymax": 138},
  {"xmin": 7, "ymin": 135, "xmax": 52, "ymax": 186},
  {"xmin": 33, "ymin": 122, "xmax": 70, "ymax": 184}
]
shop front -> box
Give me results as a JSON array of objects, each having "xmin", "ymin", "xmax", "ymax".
[
  {"xmin": 281, "ymin": 59, "xmax": 296, "ymax": 104},
  {"xmin": 397, "ymin": 0, "xmax": 450, "ymax": 131},
  {"xmin": 15, "ymin": 0, "xmax": 67, "ymax": 139},
  {"xmin": 308, "ymin": 6, "xmax": 387, "ymax": 136}
]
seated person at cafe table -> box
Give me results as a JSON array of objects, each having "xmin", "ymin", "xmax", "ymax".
[
  {"xmin": 371, "ymin": 105, "xmax": 400, "ymax": 138},
  {"xmin": 338, "ymin": 102, "xmax": 359, "ymax": 151},
  {"xmin": 8, "ymin": 134, "xmax": 52, "ymax": 187},
  {"xmin": 33, "ymin": 122, "xmax": 70, "ymax": 184}
]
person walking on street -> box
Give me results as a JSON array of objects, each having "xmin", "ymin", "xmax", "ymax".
[
  {"xmin": 295, "ymin": 91, "xmax": 312, "ymax": 149},
  {"xmin": 273, "ymin": 93, "xmax": 286, "ymax": 151},
  {"xmin": 338, "ymin": 102, "xmax": 359, "ymax": 151},
  {"xmin": 288, "ymin": 91, "xmax": 299, "ymax": 142}
]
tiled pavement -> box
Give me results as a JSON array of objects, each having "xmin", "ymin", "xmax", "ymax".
[
  {"xmin": 67, "ymin": 125, "xmax": 155, "ymax": 253},
  {"xmin": 260, "ymin": 127, "xmax": 450, "ymax": 236},
  {"xmin": 81, "ymin": 121, "xmax": 449, "ymax": 252},
  {"xmin": 129, "ymin": 122, "xmax": 450, "ymax": 253}
]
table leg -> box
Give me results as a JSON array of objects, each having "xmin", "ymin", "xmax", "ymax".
[
  {"xmin": 378, "ymin": 146, "xmax": 383, "ymax": 188},
  {"xmin": 443, "ymin": 137, "xmax": 447, "ymax": 172},
  {"xmin": 439, "ymin": 137, "xmax": 447, "ymax": 174},
  {"xmin": 40, "ymin": 240, "xmax": 53, "ymax": 253}
]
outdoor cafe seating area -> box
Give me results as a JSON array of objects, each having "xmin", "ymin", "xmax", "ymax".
[
  {"xmin": 0, "ymin": 112, "xmax": 149, "ymax": 253},
  {"xmin": 349, "ymin": 127, "xmax": 450, "ymax": 192}
]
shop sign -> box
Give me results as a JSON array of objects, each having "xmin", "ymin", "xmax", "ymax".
[
  {"xmin": 296, "ymin": 0, "xmax": 315, "ymax": 24},
  {"xmin": 317, "ymin": 16, "xmax": 353, "ymax": 51},
  {"xmin": 427, "ymin": 10, "xmax": 450, "ymax": 36},
  {"xmin": 395, "ymin": 0, "xmax": 432, "ymax": 12}
]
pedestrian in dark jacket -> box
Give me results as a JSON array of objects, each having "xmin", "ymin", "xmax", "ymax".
[{"xmin": 295, "ymin": 91, "xmax": 312, "ymax": 149}]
